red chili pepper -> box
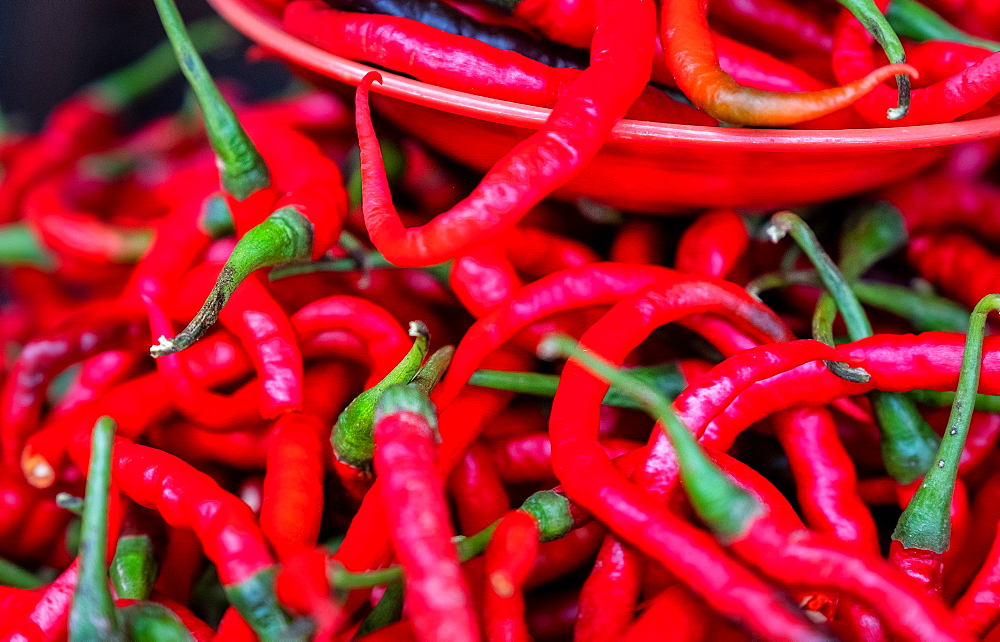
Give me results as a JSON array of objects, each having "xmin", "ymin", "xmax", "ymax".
[
  {"xmin": 487, "ymin": 432, "xmax": 641, "ymax": 484},
  {"xmin": 772, "ymin": 407, "xmax": 879, "ymax": 553},
  {"xmin": 499, "ymin": 226, "xmax": 598, "ymax": 277},
  {"xmin": 448, "ymin": 443, "xmax": 510, "ymax": 536},
  {"xmin": 833, "ymin": 0, "xmax": 1000, "ymax": 125},
  {"xmin": 351, "ymin": 0, "xmax": 655, "ymax": 266},
  {"xmin": 663, "ymin": 0, "xmax": 916, "ymax": 126},
  {"xmin": 275, "ymin": 547, "xmax": 344, "ymax": 640},
  {"xmin": 674, "ymin": 209, "xmax": 749, "ymax": 279},
  {"xmin": 552, "ymin": 336, "xmax": 966, "ymax": 640},
  {"xmin": 0, "ymin": 560, "xmax": 79, "ymax": 640},
  {"xmin": 483, "ymin": 510, "xmax": 538, "ymax": 642},
  {"xmin": 574, "ymin": 536, "xmax": 642, "ymax": 642},
  {"xmin": 624, "ymin": 585, "xmax": 709, "ymax": 642},
  {"xmin": 291, "ymin": 294, "xmax": 410, "ymax": 385},
  {"xmin": 335, "ymin": 352, "xmax": 525, "ymax": 577},
  {"xmin": 450, "ymin": 242, "xmax": 522, "ymax": 318},
  {"xmin": 67, "ymin": 433, "xmax": 290, "ymax": 640},
  {"xmin": 0, "ymin": 305, "xmax": 146, "ymax": 467},
  {"xmin": 261, "ymin": 407, "xmax": 345, "ymax": 560},
  {"xmin": 373, "ymin": 384, "xmax": 479, "ymax": 641}
]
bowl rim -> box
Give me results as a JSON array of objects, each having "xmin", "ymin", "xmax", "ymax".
[{"xmin": 210, "ymin": 0, "xmax": 1000, "ymax": 152}]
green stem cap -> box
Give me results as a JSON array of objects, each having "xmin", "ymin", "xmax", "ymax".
[
  {"xmin": 893, "ymin": 293, "xmax": 1000, "ymax": 552},
  {"xmin": 150, "ymin": 206, "xmax": 313, "ymax": 357}
]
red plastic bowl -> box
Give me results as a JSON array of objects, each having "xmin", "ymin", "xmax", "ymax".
[{"xmin": 210, "ymin": 0, "xmax": 1000, "ymax": 213}]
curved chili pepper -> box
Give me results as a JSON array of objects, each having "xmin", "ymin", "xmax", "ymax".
[
  {"xmin": 373, "ymin": 383, "xmax": 478, "ymax": 641},
  {"xmin": 662, "ymin": 0, "xmax": 916, "ymax": 126},
  {"xmin": 448, "ymin": 443, "xmax": 510, "ymax": 535},
  {"xmin": 334, "ymin": 352, "xmax": 526, "ymax": 584},
  {"xmin": 351, "ymin": 0, "xmax": 655, "ymax": 266},
  {"xmin": 449, "ymin": 242, "xmax": 521, "ymax": 317},
  {"xmin": 292, "ymin": 294, "xmax": 410, "ymax": 384},
  {"xmin": 545, "ymin": 338, "xmax": 831, "ymax": 638},
  {"xmin": 261, "ymin": 408, "xmax": 344, "ymax": 561},
  {"xmin": 892, "ymin": 295, "xmax": 1000, "ymax": 597},
  {"xmin": 711, "ymin": 0, "xmax": 833, "ymax": 54},
  {"xmin": 770, "ymin": 211, "xmax": 938, "ymax": 484},
  {"xmin": 832, "ymin": 0, "xmax": 1000, "ymax": 125},
  {"xmin": 150, "ymin": 0, "xmax": 349, "ymax": 357},
  {"xmin": 66, "ymin": 434, "xmax": 292, "ymax": 641},
  {"xmin": 907, "ymin": 232, "xmax": 1000, "ymax": 311},
  {"xmin": 772, "ymin": 407, "xmax": 879, "ymax": 553},
  {"xmin": 325, "ymin": 0, "xmax": 587, "ymax": 68},
  {"xmin": 333, "ymin": 322, "xmax": 429, "ymax": 471},
  {"xmin": 675, "ymin": 209, "xmax": 748, "ymax": 279},
  {"xmin": 549, "ymin": 336, "xmax": 966, "ymax": 640},
  {"xmin": 0, "ymin": 305, "xmax": 146, "ymax": 467},
  {"xmin": 483, "ymin": 510, "xmax": 538, "ymax": 642},
  {"xmin": 0, "ymin": 560, "xmax": 79, "ymax": 640},
  {"xmin": 574, "ymin": 536, "xmax": 641, "ymax": 642},
  {"xmin": 488, "ymin": 433, "xmax": 641, "ymax": 484}
]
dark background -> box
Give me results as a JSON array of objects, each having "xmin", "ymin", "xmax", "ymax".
[{"xmin": 0, "ymin": 0, "xmax": 289, "ymax": 131}]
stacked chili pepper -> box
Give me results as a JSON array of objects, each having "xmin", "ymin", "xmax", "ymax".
[{"xmin": 9, "ymin": 0, "xmax": 1000, "ymax": 639}]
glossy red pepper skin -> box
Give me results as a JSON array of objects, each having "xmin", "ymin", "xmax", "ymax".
[
  {"xmin": 448, "ymin": 443, "xmax": 510, "ymax": 536},
  {"xmin": 674, "ymin": 209, "xmax": 748, "ymax": 278},
  {"xmin": 624, "ymin": 585, "xmax": 708, "ymax": 642},
  {"xmin": 374, "ymin": 399, "xmax": 479, "ymax": 641},
  {"xmin": 484, "ymin": 510, "xmax": 538, "ymax": 642},
  {"xmin": 574, "ymin": 536, "xmax": 642, "ymax": 642},
  {"xmin": 0, "ymin": 560, "xmax": 79, "ymax": 641},
  {"xmin": 710, "ymin": 0, "xmax": 833, "ymax": 55},
  {"xmin": 350, "ymin": 0, "xmax": 656, "ymax": 266},
  {"xmin": 772, "ymin": 407, "xmax": 879, "ymax": 554}
]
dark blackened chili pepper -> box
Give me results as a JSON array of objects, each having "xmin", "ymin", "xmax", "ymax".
[
  {"xmin": 662, "ymin": 0, "xmax": 916, "ymax": 126},
  {"xmin": 325, "ymin": 0, "xmax": 587, "ymax": 68},
  {"xmin": 351, "ymin": 0, "xmax": 656, "ymax": 266},
  {"xmin": 893, "ymin": 295, "xmax": 1000, "ymax": 597}
]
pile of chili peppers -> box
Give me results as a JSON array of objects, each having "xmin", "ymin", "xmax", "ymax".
[{"xmin": 8, "ymin": 0, "xmax": 1000, "ymax": 639}]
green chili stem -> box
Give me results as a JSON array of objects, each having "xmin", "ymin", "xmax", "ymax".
[
  {"xmin": 469, "ymin": 362, "xmax": 688, "ymax": 410},
  {"xmin": 0, "ymin": 558, "xmax": 42, "ymax": 590},
  {"xmin": 410, "ymin": 346, "xmax": 455, "ymax": 395},
  {"xmin": 87, "ymin": 17, "xmax": 237, "ymax": 108},
  {"xmin": 110, "ymin": 535, "xmax": 159, "ymax": 601},
  {"xmin": 894, "ymin": 294, "xmax": 1000, "ymax": 552},
  {"xmin": 70, "ymin": 416, "xmax": 123, "ymax": 641},
  {"xmin": 911, "ymin": 389, "xmax": 1000, "ymax": 412},
  {"xmin": 0, "ymin": 223, "xmax": 56, "ymax": 269},
  {"xmin": 56, "ymin": 492, "xmax": 85, "ymax": 515},
  {"xmin": 811, "ymin": 294, "xmax": 872, "ymax": 383},
  {"xmin": 768, "ymin": 212, "xmax": 872, "ymax": 341},
  {"xmin": 356, "ymin": 580, "xmax": 404, "ymax": 636},
  {"xmin": 332, "ymin": 321, "xmax": 430, "ymax": 469},
  {"xmin": 540, "ymin": 335, "xmax": 762, "ymax": 541},
  {"xmin": 838, "ymin": 202, "xmax": 908, "ymax": 282},
  {"xmin": 150, "ymin": 206, "xmax": 313, "ymax": 357},
  {"xmin": 268, "ymin": 252, "xmax": 452, "ymax": 284},
  {"xmin": 887, "ymin": 0, "xmax": 1000, "ymax": 51},
  {"xmin": 152, "ymin": 0, "xmax": 269, "ymax": 199},
  {"xmin": 836, "ymin": 0, "xmax": 911, "ymax": 119},
  {"xmin": 748, "ymin": 270, "xmax": 969, "ymax": 333}
]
